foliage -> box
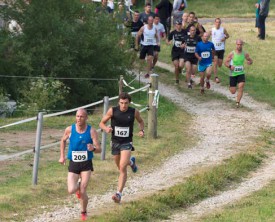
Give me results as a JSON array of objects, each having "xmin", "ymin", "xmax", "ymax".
[
  {"xmin": 0, "ymin": 0, "xmax": 134, "ymax": 109},
  {"xmin": 18, "ymin": 78, "xmax": 70, "ymax": 115}
]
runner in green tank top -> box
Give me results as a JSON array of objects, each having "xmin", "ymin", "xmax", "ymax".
[{"xmin": 224, "ymin": 39, "xmax": 253, "ymax": 108}]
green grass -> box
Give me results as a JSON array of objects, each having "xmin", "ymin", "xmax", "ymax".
[
  {"xmin": 158, "ymin": 20, "xmax": 275, "ymax": 107},
  {"xmin": 93, "ymin": 150, "xmax": 265, "ymax": 221},
  {"xmin": 0, "ymin": 90, "xmax": 194, "ymax": 221}
]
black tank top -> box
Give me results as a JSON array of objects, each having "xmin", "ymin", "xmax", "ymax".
[{"xmin": 111, "ymin": 106, "xmax": 135, "ymax": 143}]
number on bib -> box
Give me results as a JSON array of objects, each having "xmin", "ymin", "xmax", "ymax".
[
  {"xmin": 72, "ymin": 151, "xmax": 88, "ymax": 162},
  {"xmin": 114, "ymin": 126, "xmax": 130, "ymax": 137},
  {"xmin": 131, "ymin": 32, "xmax": 137, "ymax": 38},
  {"xmin": 234, "ymin": 66, "xmax": 244, "ymax": 72},
  {"xmin": 146, "ymin": 38, "xmax": 154, "ymax": 44},
  {"xmin": 201, "ymin": 51, "xmax": 210, "ymax": 58},
  {"xmin": 174, "ymin": 40, "xmax": 182, "ymax": 47},
  {"xmin": 186, "ymin": 46, "xmax": 195, "ymax": 53},
  {"xmin": 215, "ymin": 42, "xmax": 222, "ymax": 47}
]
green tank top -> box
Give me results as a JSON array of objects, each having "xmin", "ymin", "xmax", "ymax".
[{"xmin": 231, "ymin": 51, "xmax": 245, "ymax": 76}]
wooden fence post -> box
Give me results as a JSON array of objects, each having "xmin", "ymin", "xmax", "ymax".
[
  {"xmin": 101, "ymin": 96, "xmax": 109, "ymax": 160},
  {"xmin": 119, "ymin": 75, "xmax": 124, "ymax": 95},
  {"xmin": 148, "ymin": 74, "xmax": 158, "ymax": 139}
]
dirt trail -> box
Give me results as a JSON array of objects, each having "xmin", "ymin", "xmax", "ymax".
[{"xmin": 27, "ymin": 61, "xmax": 275, "ymax": 222}]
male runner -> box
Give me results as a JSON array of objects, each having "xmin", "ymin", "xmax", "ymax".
[
  {"xmin": 139, "ymin": 2, "xmax": 155, "ymax": 24},
  {"xmin": 210, "ymin": 18, "xmax": 230, "ymax": 83},
  {"xmin": 99, "ymin": 92, "xmax": 145, "ymax": 203},
  {"xmin": 128, "ymin": 10, "xmax": 143, "ymax": 49},
  {"xmin": 167, "ymin": 20, "xmax": 187, "ymax": 85},
  {"xmin": 195, "ymin": 32, "xmax": 215, "ymax": 94},
  {"xmin": 224, "ymin": 39, "xmax": 253, "ymax": 107},
  {"xmin": 59, "ymin": 108, "xmax": 101, "ymax": 221},
  {"xmin": 187, "ymin": 12, "xmax": 204, "ymax": 36}
]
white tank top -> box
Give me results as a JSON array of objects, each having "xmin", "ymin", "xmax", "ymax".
[
  {"xmin": 141, "ymin": 25, "xmax": 157, "ymax": 46},
  {"xmin": 212, "ymin": 27, "xmax": 225, "ymax": 51}
]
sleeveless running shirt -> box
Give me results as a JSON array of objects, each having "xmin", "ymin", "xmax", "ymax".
[
  {"xmin": 211, "ymin": 27, "xmax": 225, "ymax": 51},
  {"xmin": 230, "ymin": 51, "xmax": 245, "ymax": 76},
  {"xmin": 183, "ymin": 35, "xmax": 201, "ymax": 58},
  {"xmin": 111, "ymin": 106, "xmax": 135, "ymax": 143},
  {"xmin": 68, "ymin": 124, "xmax": 93, "ymax": 161},
  {"xmin": 141, "ymin": 24, "xmax": 157, "ymax": 46}
]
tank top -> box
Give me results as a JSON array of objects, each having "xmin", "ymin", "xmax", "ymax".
[
  {"xmin": 212, "ymin": 27, "xmax": 225, "ymax": 51},
  {"xmin": 68, "ymin": 124, "xmax": 93, "ymax": 161},
  {"xmin": 230, "ymin": 51, "xmax": 245, "ymax": 76},
  {"xmin": 141, "ymin": 24, "xmax": 157, "ymax": 46},
  {"xmin": 111, "ymin": 106, "xmax": 135, "ymax": 143}
]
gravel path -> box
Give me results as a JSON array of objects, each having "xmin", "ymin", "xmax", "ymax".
[{"xmin": 27, "ymin": 62, "xmax": 275, "ymax": 222}]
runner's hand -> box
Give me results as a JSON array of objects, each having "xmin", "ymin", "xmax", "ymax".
[{"xmin": 59, "ymin": 157, "xmax": 66, "ymax": 165}]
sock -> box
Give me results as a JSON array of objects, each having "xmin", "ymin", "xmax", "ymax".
[
  {"xmin": 130, "ymin": 160, "xmax": 133, "ymax": 166},
  {"xmin": 116, "ymin": 192, "xmax": 122, "ymax": 196}
]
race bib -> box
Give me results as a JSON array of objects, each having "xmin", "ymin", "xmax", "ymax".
[
  {"xmin": 72, "ymin": 151, "xmax": 88, "ymax": 162},
  {"xmin": 201, "ymin": 51, "xmax": 210, "ymax": 58},
  {"xmin": 174, "ymin": 40, "xmax": 182, "ymax": 47},
  {"xmin": 146, "ymin": 38, "xmax": 154, "ymax": 44},
  {"xmin": 186, "ymin": 46, "xmax": 195, "ymax": 53},
  {"xmin": 215, "ymin": 42, "xmax": 222, "ymax": 47},
  {"xmin": 114, "ymin": 126, "xmax": 130, "ymax": 137},
  {"xmin": 234, "ymin": 66, "xmax": 244, "ymax": 72},
  {"xmin": 131, "ymin": 32, "xmax": 137, "ymax": 38}
]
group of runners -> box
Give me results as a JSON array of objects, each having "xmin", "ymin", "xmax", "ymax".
[{"xmin": 129, "ymin": 6, "xmax": 253, "ymax": 107}]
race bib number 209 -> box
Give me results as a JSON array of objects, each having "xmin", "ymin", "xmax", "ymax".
[{"xmin": 72, "ymin": 151, "xmax": 88, "ymax": 162}]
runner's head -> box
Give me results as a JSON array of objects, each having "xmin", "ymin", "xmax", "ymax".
[
  {"xmin": 154, "ymin": 14, "xmax": 160, "ymax": 24},
  {"xmin": 144, "ymin": 2, "xmax": 151, "ymax": 13},
  {"xmin": 188, "ymin": 12, "xmax": 196, "ymax": 23},
  {"xmin": 118, "ymin": 92, "xmax": 131, "ymax": 112},
  {"xmin": 202, "ymin": 32, "xmax": 209, "ymax": 42},
  {"xmin": 133, "ymin": 10, "xmax": 140, "ymax": 21},
  {"xmin": 182, "ymin": 12, "xmax": 189, "ymax": 22},
  {"xmin": 175, "ymin": 20, "xmax": 182, "ymax": 31},
  {"xmin": 214, "ymin": 18, "xmax": 221, "ymax": 29},
  {"xmin": 147, "ymin": 15, "xmax": 154, "ymax": 26},
  {"xmin": 236, "ymin": 39, "xmax": 244, "ymax": 51},
  {"xmin": 189, "ymin": 25, "xmax": 196, "ymax": 37},
  {"xmin": 76, "ymin": 108, "xmax": 88, "ymax": 126}
]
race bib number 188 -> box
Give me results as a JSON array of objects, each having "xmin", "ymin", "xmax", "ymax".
[
  {"xmin": 114, "ymin": 126, "xmax": 130, "ymax": 137},
  {"xmin": 72, "ymin": 151, "xmax": 88, "ymax": 162}
]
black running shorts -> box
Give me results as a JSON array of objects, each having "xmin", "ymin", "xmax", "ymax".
[
  {"xmin": 68, "ymin": 159, "xmax": 94, "ymax": 174},
  {"xmin": 111, "ymin": 142, "xmax": 134, "ymax": 155},
  {"xmin": 214, "ymin": 50, "xmax": 225, "ymax": 60},
  {"xmin": 230, "ymin": 74, "xmax": 246, "ymax": 87},
  {"xmin": 184, "ymin": 57, "xmax": 198, "ymax": 65},
  {"xmin": 140, "ymin": 45, "xmax": 154, "ymax": 59},
  {"xmin": 172, "ymin": 50, "xmax": 185, "ymax": 61}
]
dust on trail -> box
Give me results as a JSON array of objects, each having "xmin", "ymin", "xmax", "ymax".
[{"xmin": 27, "ymin": 61, "xmax": 275, "ymax": 222}]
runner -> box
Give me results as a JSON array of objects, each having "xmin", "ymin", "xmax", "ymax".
[
  {"xmin": 99, "ymin": 92, "xmax": 145, "ymax": 203},
  {"xmin": 224, "ymin": 39, "xmax": 253, "ymax": 107},
  {"xmin": 172, "ymin": 0, "xmax": 188, "ymax": 27},
  {"xmin": 59, "ymin": 108, "xmax": 101, "ymax": 221},
  {"xmin": 128, "ymin": 10, "xmax": 143, "ymax": 49},
  {"xmin": 187, "ymin": 12, "xmax": 204, "ymax": 36},
  {"xmin": 139, "ymin": 2, "xmax": 155, "ymax": 24},
  {"xmin": 210, "ymin": 18, "xmax": 230, "ymax": 83},
  {"xmin": 166, "ymin": 19, "xmax": 187, "ymax": 85},
  {"xmin": 181, "ymin": 12, "xmax": 189, "ymax": 32},
  {"xmin": 195, "ymin": 32, "xmax": 215, "ymax": 94},
  {"xmin": 183, "ymin": 25, "xmax": 201, "ymax": 89},
  {"xmin": 135, "ymin": 15, "xmax": 159, "ymax": 78},
  {"xmin": 152, "ymin": 14, "xmax": 166, "ymax": 72}
]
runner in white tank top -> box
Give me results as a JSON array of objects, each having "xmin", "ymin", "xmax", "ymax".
[{"xmin": 210, "ymin": 18, "xmax": 229, "ymax": 83}]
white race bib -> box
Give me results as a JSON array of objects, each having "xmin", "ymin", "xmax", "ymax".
[
  {"xmin": 131, "ymin": 32, "xmax": 137, "ymax": 38},
  {"xmin": 174, "ymin": 40, "xmax": 182, "ymax": 47},
  {"xmin": 201, "ymin": 51, "xmax": 210, "ymax": 58},
  {"xmin": 114, "ymin": 126, "xmax": 130, "ymax": 137},
  {"xmin": 146, "ymin": 38, "xmax": 154, "ymax": 44},
  {"xmin": 215, "ymin": 42, "xmax": 222, "ymax": 47},
  {"xmin": 234, "ymin": 66, "xmax": 244, "ymax": 72},
  {"xmin": 186, "ymin": 46, "xmax": 195, "ymax": 53},
  {"xmin": 72, "ymin": 151, "xmax": 88, "ymax": 162}
]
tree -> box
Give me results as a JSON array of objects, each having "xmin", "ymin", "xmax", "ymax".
[{"xmin": 0, "ymin": 0, "xmax": 134, "ymax": 110}]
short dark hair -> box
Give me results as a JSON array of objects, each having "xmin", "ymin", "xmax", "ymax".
[
  {"xmin": 134, "ymin": 10, "xmax": 140, "ymax": 13},
  {"xmin": 119, "ymin": 92, "xmax": 132, "ymax": 102},
  {"xmin": 145, "ymin": 2, "xmax": 151, "ymax": 7},
  {"xmin": 155, "ymin": 13, "xmax": 160, "ymax": 18},
  {"xmin": 189, "ymin": 11, "xmax": 196, "ymax": 16}
]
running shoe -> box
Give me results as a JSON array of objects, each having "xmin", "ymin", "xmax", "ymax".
[
  {"xmin": 130, "ymin": 156, "xmax": 138, "ymax": 173},
  {"xmin": 188, "ymin": 84, "xmax": 192, "ymax": 89},
  {"xmin": 144, "ymin": 73, "xmax": 150, "ymax": 78},
  {"xmin": 190, "ymin": 79, "xmax": 194, "ymax": 85},
  {"xmin": 215, "ymin": 77, "xmax": 220, "ymax": 83},
  {"xmin": 236, "ymin": 102, "xmax": 240, "ymax": 108},
  {"xmin": 81, "ymin": 211, "xmax": 87, "ymax": 221},
  {"xmin": 206, "ymin": 81, "xmax": 211, "ymax": 89},
  {"xmin": 200, "ymin": 88, "xmax": 205, "ymax": 94},
  {"xmin": 112, "ymin": 193, "xmax": 121, "ymax": 203}
]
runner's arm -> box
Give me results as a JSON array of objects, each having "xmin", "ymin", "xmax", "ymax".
[
  {"xmin": 89, "ymin": 128, "xmax": 101, "ymax": 153},
  {"xmin": 135, "ymin": 26, "xmax": 144, "ymax": 49},
  {"xmin": 135, "ymin": 110, "xmax": 145, "ymax": 137},
  {"xmin": 245, "ymin": 53, "xmax": 253, "ymax": 65},
  {"xmin": 59, "ymin": 126, "xmax": 71, "ymax": 164},
  {"xmin": 224, "ymin": 52, "xmax": 234, "ymax": 70},
  {"xmin": 99, "ymin": 107, "xmax": 113, "ymax": 133},
  {"xmin": 222, "ymin": 28, "xmax": 230, "ymax": 41}
]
